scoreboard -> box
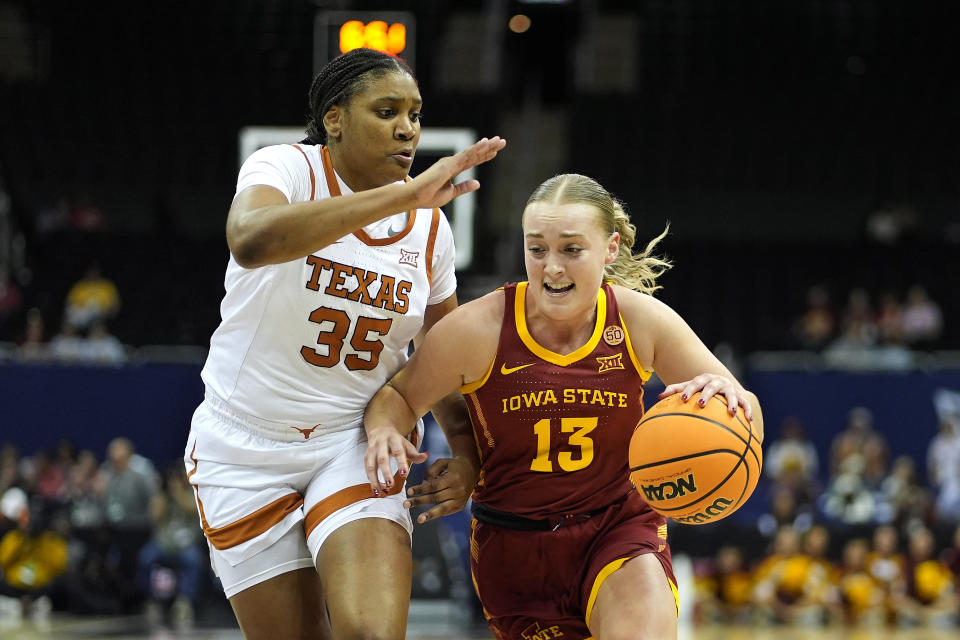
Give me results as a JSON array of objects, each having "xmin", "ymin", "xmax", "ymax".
[{"xmin": 314, "ymin": 11, "xmax": 416, "ymax": 70}]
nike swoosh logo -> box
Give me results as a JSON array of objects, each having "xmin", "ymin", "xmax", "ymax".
[{"xmin": 500, "ymin": 363, "xmax": 534, "ymax": 375}]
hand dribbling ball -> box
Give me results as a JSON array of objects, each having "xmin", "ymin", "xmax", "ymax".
[{"xmin": 629, "ymin": 392, "xmax": 762, "ymax": 525}]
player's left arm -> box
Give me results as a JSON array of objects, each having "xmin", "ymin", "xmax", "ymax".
[
  {"xmin": 362, "ymin": 292, "xmax": 496, "ymax": 503},
  {"xmin": 407, "ymin": 294, "xmax": 482, "ymax": 523},
  {"xmin": 618, "ymin": 287, "xmax": 764, "ymax": 441}
]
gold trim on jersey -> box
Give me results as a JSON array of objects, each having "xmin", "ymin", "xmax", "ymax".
[
  {"xmin": 619, "ymin": 312, "xmax": 653, "ymax": 383},
  {"xmin": 516, "ymin": 281, "xmax": 607, "ymax": 366},
  {"xmin": 465, "ymin": 392, "xmax": 495, "ymax": 449},
  {"xmin": 461, "ymin": 357, "xmax": 496, "ymax": 395},
  {"xmin": 460, "ymin": 286, "xmax": 507, "ymax": 395}
]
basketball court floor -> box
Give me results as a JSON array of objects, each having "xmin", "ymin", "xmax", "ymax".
[{"xmin": 2, "ymin": 601, "xmax": 958, "ymax": 640}]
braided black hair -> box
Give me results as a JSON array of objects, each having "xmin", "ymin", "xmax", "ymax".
[{"xmin": 302, "ymin": 48, "xmax": 417, "ymax": 145}]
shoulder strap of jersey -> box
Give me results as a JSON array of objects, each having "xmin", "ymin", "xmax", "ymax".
[
  {"xmin": 425, "ymin": 208, "xmax": 440, "ymax": 289},
  {"xmin": 291, "ymin": 144, "xmax": 316, "ymax": 200}
]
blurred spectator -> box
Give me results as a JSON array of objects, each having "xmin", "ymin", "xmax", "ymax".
[
  {"xmin": 870, "ymin": 333, "xmax": 914, "ymax": 371},
  {"xmin": 59, "ymin": 450, "xmax": 122, "ymax": 616},
  {"xmin": 927, "ymin": 388, "xmax": 960, "ymax": 523},
  {"xmin": 64, "ymin": 449, "xmax": 105, "ymax": 536},
  {"xmin": 798, "ymin": 525, "xmax": 842, "ymax": 626},
  {"xmin": 940, "ymin": 523, "xmax": 960, "ymax": 581},
  {"xmin": 64, "ymin": 263, "xmax": 120, "ymax": 332},
  {"xmin": 45, "ymin": 319, "xmax": 126, "ymax": 365},
  {"xmin": 52, "ymin": 440, "xmax": 77, "ymax": 474},
  {"xmin": 878, "ymin": 455, "xmax": 933, "ymax": 529},
  {"xmin": 837, "ymin": 538, "xmax": 885, "ymax": 628},
  {"xmin": 23, "ymin": 449, "xmax": 65, "ymax": 505},
  {"xmin": 84, "ymin": 321, "xmax": 126, "ymax": 364},
  {"xmin": 840, "ymin": 288, "xmax": 878, "ymax": 346},
  {"xmin": 896, "ymin": 526, "xmax": 958, "ymax": 628},
  {"xmin": 137, "ymin": 464, "xmax": 205, "ymax": 630},
  {"xmin": 0, "ymin": 443, "xmax": 22, "ymax": 497},
  {"xmin": 752, "ymin": 525, "xmax": 838, "ymax": 627},
  {"xmin": 763, "ymin": 416, "xmax": 820, "ymax": 505},
  {"xmin": 48, "ymin": 321, "xmax": 85, "ymax": 363},
  {"xmin": 865, "ymin": 201, "xmax": 919, "ymax": 246},
  {"xmin": 101, "ymin": 438, "xmax": 156, "ymax": 613},
  {"xmin": 14, "ymin": 308, "xmax": 50, "ymax": 363},
  {"xmin": 820, "ymin": 454, "xmax": 879, "ymax": 526},
  {"xmin": 875, "ymin": 291, "xmax": 904, "ymax": 345},
  {"xmin": 829, "ymin": 406, "xmax": 888, "ymax": 487},
  {"xmin": 0, "ymin": 266, "xmax": 22, "ymax": 338},
  {"xmin": 694, "ymin": 545, "xmax": 754, "ymax": 625},
  {"xmin": 822, "ymin": 288, "xmax": 896, "ymax": 369},
  {"xmin": 793, "ymin": 285, "xmax": 835, "ymax": 350},
  {"xmin": 901, "ymin": 285, "xmax": 943, "ymax": 349},
  {"xmin": 867, "ymin": 289, "xmax": 915, "ymax": 369},
  {"xmin": 0, "ymin": 487, "xmax": 68, "ymax": 628},
  {"xmin": 865, "ymin": 524, "xmax": 907, "ymax": 618},
  {"xmin": 757, "ymin": 485, "xmax": 814, "ymax": 540},
  {"xmin": 752, "ymin": 525, "xmax": 802, "ymax": 624}
]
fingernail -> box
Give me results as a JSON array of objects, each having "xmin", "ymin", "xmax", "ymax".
[
  {"xmin": 681, "ymin": 394, "xmax": 688, "ymax": 401},
  {"xmin": 408, "ymin": 488, "xmax": 415, "ymax": 496},
  {"xmin": 374, "ymin": 489, "xmax": 380, "ymax": 497},
  {"xmin": 400, "ymin": 468, "xmax": 407, "ymax": 477},
  {"xmin": 698, "ymin": 398, "xmax": 705, "ymax": 407}
]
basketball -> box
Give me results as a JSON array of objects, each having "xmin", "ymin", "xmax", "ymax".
[{"xmin": 629, "ymin": 392, "xmax": 762, "ymax": 525}]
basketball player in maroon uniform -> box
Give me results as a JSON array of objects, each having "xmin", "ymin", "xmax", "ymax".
[{"xmin": 364, "ymin": 173, "xmax": 764, "ymax": 639}]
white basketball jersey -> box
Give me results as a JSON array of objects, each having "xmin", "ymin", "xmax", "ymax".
[{"xmin": 201, "ymin": 143, "xmax": 457, "ymax": 433}]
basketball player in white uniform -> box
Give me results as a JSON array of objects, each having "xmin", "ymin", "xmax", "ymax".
[{"xmin": 183, "ymin": 48, "xmax": 505, "ymax": 639}]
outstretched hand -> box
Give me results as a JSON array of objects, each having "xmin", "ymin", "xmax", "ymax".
[
  {"xmin": 408, "ymin": 136, "xmax": 506, "ymax": 209},
  {"xmin": 659, "ymin": 373, "xmax": 755, "ymax": 422},
  {"xmin": 403, "ymin": 456, "xmax": 479, "ymax": 524}
]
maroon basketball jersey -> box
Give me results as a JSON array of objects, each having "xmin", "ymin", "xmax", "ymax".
[{"xmin": 463, "ymin": 281, "xmax": 652, "ymax": 520}]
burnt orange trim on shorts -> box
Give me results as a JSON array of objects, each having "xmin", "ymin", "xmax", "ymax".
[
  {"xmin": 303, "ymin": 469, "xmax": 404, "ymax": 538},
  {"xmin": 425, "ymin": 208, "xmax": 440, "ymax": 288},
  {"xmin": 187, "ymin": 441, "xmax": 304, "ymax": 551},
  {"xmin": 203, "ymin": 493, "xmax": 304, "ymax": 551},
  {"xmin": 291, "ymin": 144, "xmax": 316, "ymax": 200},
  {"xmin": 302, "ymin": 429, "xmax": 420, "ymax": 538},
  {"xmin": 186, "ymin": 442, "xmax": 212, "ymax": 532}
]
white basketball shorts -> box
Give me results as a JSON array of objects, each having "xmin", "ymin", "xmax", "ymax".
[{"xmin": 184, "ymin": 396, "xmax": 422, "ymax": 598}]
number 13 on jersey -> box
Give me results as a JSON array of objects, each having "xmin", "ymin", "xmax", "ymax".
[{"xmin": 530, "ymin": 417, "xmax": 598, "ymax": 472}]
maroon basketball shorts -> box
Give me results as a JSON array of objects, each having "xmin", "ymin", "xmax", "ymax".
[{"xmin": 469, "ymin": 491, "xmax": 676, "ymax": 639}]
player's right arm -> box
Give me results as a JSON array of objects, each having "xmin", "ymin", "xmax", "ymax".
[
  {"xmin": 362, "ymin": 290, "xmax": 503, "ymax": 495},
  {"xmin": 615, "ymin": 285, "xmax": 764, "ymax": 440},
  {"xmin": 227, "ymin": 137, "xmax": 505, "ymax": 268}
]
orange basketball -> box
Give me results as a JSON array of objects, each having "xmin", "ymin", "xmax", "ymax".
[{"xmin": 629, "ymin": 391, "xmax": 762, "ymax": 525}]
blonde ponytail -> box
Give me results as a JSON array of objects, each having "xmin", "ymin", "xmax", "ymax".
[{"xmin": 525, "ymin": 174, "xmax": 672, "ymax": 294}]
